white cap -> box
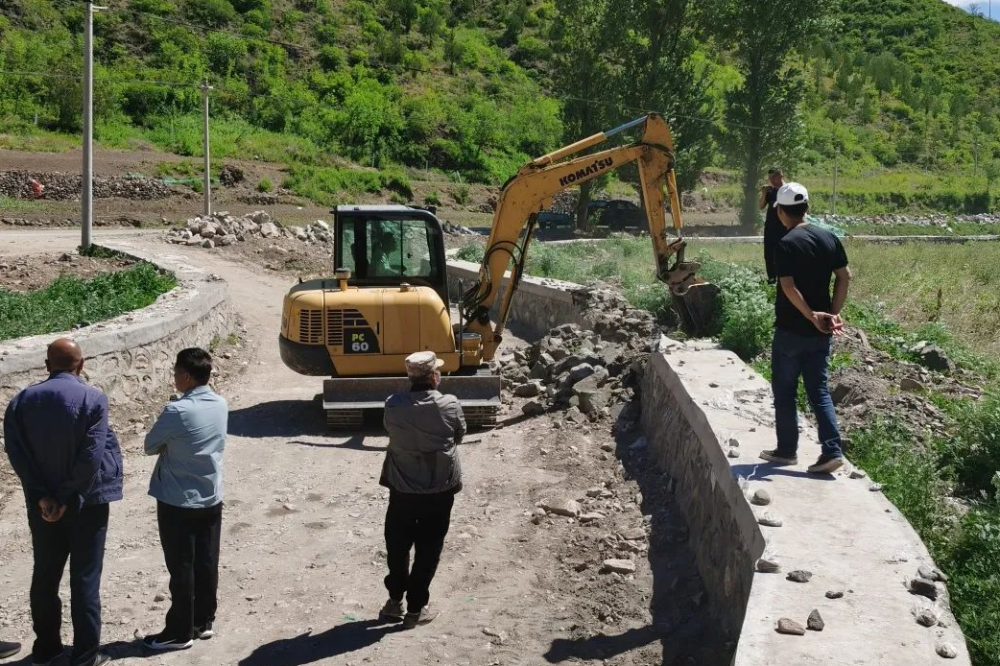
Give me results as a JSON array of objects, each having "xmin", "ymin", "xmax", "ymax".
[
  {"xmin": 404, "ymin": 351, "xmax": 444, "ymax": 379},
  {"xmin": 774, "ymin": 182, "xmax": 809, "ymax": 208}
]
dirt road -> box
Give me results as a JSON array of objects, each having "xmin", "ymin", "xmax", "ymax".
[{"xmin": 0, "ymin": 233, "xmax": 714, "ymax": 666}]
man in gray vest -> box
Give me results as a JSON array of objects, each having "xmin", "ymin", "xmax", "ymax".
[{"xmin": 379, "ymin": 351, "xmax": 465, "ymax": 629}]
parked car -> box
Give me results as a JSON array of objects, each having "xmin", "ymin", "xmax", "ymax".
[
  {"xmin": 586, "ymin": 199, "xmax": 647, "ymax": 231},
  {"xmin": 536, "ymin": 210, "xmax": 575, "ymax": 229}
]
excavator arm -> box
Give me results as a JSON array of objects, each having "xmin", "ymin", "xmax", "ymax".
[{"xmin": 461, "ymin": 113, "xmax": 704, "ymax": 361}]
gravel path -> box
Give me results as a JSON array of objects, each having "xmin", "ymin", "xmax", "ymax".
[{"xmin": 0, "ymin": 234, "xmax": 713, "ymax": 666}]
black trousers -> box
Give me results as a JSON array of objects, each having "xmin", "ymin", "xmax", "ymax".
[
  {"xmin": 27, "ymin": 501, "xmax": 109, "ymax": 666},
  {"xmin": 156, "ymin": 501, "xmax": 222, "ymax": 639},
  {"xmin": 383, "ymin": 490, "xmax": 454, "ymax": 613}
]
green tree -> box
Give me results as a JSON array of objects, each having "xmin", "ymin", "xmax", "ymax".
[
  {"xmin": 711, "ymin": 0, "xmax": 835, "ymax": 230},
  {"xmin": 614, "ymin": 0, "xmax": 718, "ymax": 192},
  {"xmin": 549, "ymin": 0, "xmax": 619, "ymax": 229}
]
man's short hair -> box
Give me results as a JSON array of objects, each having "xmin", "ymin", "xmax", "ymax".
[
  {"xmin": 176, "ymin": 348, "xmax": 213, "ymax": 385},
  {"xmin": 777, "ymin": 202, "xmax": 809, "ymax": 219},
  {"xmin": 768, "ymin": 167, "xmax": 783, "ymax": 176}
]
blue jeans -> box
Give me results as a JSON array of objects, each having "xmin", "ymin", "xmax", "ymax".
[{"xmin": 771, "ymin": 328, "xmax": 844, "ymax": 459}]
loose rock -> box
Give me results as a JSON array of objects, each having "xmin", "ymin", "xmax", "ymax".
[
  {"xmin": 751, "ymin": 489, "xmax": 772, "ymax": 506},
  {"xmin": 807, "ymin": 609, "xmax": 824, "ymax": 631},
  {"xmin": 786, "ymin": 570, "xmax": 813, "ymax": 583},
  {"xmin": 757, "ymin": 513, "xmax": 783, "ymax": 528},
  {"xmin": 910, "ymin": 578, "xmax": 939, "ymax": 600},
  {"xmin": 756, "ymin": 559, "xmax": 781, "ymax": 574},
  {"xmin": 541, "ymin": 499, "xmax": 581, "ymax": 518},
  {"xmin": 602, "ymin": 559, "xmax": 636, "ymax": 575},
  {"xmin": 936, "ymin": 643, "xmax": 958, "ymax": 659},
  {"xmin": 775, "ymin": 618, "xmax": 805, "ymax": 636},
  {"xmin": 915, "ymin": 608, "xmax": 939, "ymax": 627},
  {"xmin": 825, "ymin": 590, "xmax": 844, "ymax": 599}
]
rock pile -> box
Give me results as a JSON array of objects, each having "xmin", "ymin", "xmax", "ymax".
[
  {"xmin": 817, "ymin": 212, "xmax": 1000, "ymax": 229},
  {"xmin": 0, "ymin": 171, "xmax": 172, "ymax": 201},
  {"xmin": 166, "ymin": 211, "xmax": 333, "ymax": 248},
  {"xmin": 501, "ymin": 287, "xmax": 658, "ymax": 422}
]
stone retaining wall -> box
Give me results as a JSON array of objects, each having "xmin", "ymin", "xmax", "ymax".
[
  {"xmin": 640, "ymin": 345, "xmax": 766, "ymax": 645},
  {"xmin": 0, "ymin": 242, "xmax": 238, "ymax": 418},
  {"xmin": 446, "ymin": 259, "xmax": 590, "ymax": 340},
  {"xmin": 0, "ymin": 170, "xmax": 172, "ymax": 201}
]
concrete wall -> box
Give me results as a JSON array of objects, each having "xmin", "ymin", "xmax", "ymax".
[
  {"xmin": 446, "ymin": 259, "xmax": 589, "ymax": 340},
  {"xmin": 0, "ymin": 241, "xmax": 238, "ymax": 416}
]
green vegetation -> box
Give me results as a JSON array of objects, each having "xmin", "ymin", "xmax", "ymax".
[
  {"xmin": 4, "ymin": 0, "xmax": 1000, "ymax": 216},
  {"xmin": 0, "ymin": 263, "xmax": 177, "ymax": 340},
  {"xmin": 424, "ymin": 190, "xmax": 442, "ymax": 206},
  {"xmin": 0, "ymin": 0, "xmax": 562, "ymax": 187},
  {"xmin": 256, "ymin": 178, "xmax": 273, "ymax": 193},
  {"xmin": 704, "ymin": 240, "xmax": 1000, "ymax": 363},
  {"xmin": 851, "ymin": 412, "xmax": 1000, "ymax": 665}
]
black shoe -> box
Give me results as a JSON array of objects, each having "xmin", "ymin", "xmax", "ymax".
[
  {"xmin": 402, "ymin": 605, "xmax": 439, "ymax": 630},
  {"xmin": 0, "ymin": 641, "xmax": 21, "ymax": 659},
  {"xmin": 759, "ymin": 449, "xmax": 798, "ymax": 466},
  {"xmin": 77, "ymin": 654, "xmax": 111, "ymax": 666},
  {"xmin": 378, "ymin": 598, "xmax": 405, "ymax": 622},
  {"xmin": 141, "ymin": 632, "xmax": 194, "ymax": 651},
  {"xmin": 31, "ymin": 647, "xmax": 65, "ymax": 666},
  {"xmin": 808, "ymin": 455, "xmax": 845, "ymax": 474},
  {"xmin": 194, "ymin": 622, "xmax": 214, "ymax": 640}
]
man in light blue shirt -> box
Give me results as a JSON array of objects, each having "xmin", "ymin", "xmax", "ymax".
[{"xmin": 141, "ymin": 348, "xmax": 227, "ymax": 652}]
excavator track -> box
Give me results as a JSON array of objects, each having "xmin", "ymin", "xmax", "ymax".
[
  {"xmin": 326, "ymin": 409, "xmax": 364, "ymax": 430},
  {"xmin": 463, "ymin": 406, "xmax": 498, "ymax": 430}
]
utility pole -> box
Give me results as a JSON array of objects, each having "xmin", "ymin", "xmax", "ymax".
[
  {"xmin": 832, "ymin": 150, "xmax": 839, "ymax": 216},
  {"xmin": 82, "ymin": 1, "xmax": 95, "ymax": 251},
  {"xmin": 201, "ymin": 78, "xmax": 213, "ymax": 217}
]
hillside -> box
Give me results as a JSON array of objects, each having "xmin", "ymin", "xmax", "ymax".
[
  {"xmin": 2, "ymin": 0, "xmax": 1000, "ymax": 210},
  {"xmin": 802, "ymin": 0, "xmax": 1000, "ymax": 174}
]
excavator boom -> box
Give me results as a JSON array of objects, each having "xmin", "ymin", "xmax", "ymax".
[{"xmin": 461, "ymin": 113, "xmax": 709, "ymax": 360}]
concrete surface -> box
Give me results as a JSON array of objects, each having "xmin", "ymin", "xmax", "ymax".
[
  {"xmin": 0, "ymin": 240, "xmax": 238, "ymax": 410},
  {"xmin": 643, "ymin": 337, "xmax": 971, "ymax": 666}
]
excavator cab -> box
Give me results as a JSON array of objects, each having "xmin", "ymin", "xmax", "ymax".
[{"xmin": 278, "ymin": 205, "xmax": 501, "ymax": 429}]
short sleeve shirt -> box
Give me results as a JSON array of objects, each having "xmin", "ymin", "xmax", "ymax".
[{"xmin": 774, "ymin": 224, "xmax": 849, "ymax": 337}]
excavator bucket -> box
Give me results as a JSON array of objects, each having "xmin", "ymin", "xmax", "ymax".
[
  {"xmin": 322, "ymin": 370, "xmax": 502, "ymax": 430},
  {"xmin": 661, "ymin": 238, "xmax": 720, "ymax": 338}
]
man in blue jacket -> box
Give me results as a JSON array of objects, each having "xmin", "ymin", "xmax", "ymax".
[
  {"xmin": 4, "ymin": 338, "xmax": 123, "ymax": 666},
  {"xmin": 141, "ymin": 348, "xmax": 227, "ymax": 652}
]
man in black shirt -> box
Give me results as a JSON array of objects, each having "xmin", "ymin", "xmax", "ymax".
[
  {"xmin": 759, "ymin": 167, "xmax": 786, "ymax": 283},
  {"xmin": 759, "ymin": 183, "xmax": 852, "ymax": 475}
]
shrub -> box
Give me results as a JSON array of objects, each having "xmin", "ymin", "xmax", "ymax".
[
  {"xmin": 257, "ymin": 178, "xmax": 273, "ymax": 193},
  {"xmin": 453, "ymin": 183, "xmax": 470, "ymax": 205},
  {"xmin": 425, "ymin": 191, "xmax": 442, "ymax": 206},
  {"xmin": 455, "ymin": 244, "xmax": 485, "ymax": 263}
]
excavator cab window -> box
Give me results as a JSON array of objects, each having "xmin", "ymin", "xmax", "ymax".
[{"xmin": 335, "ymin": 212, "xmax": 448, "ymax": 302}]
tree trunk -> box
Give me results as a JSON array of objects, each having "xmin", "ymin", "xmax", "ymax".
[
  {"xmin": 739, "ymin": 137, "xmax": 762, "ymax": 233},
  {"xmin": 576, "ymin": 181, "xmax": 593, "ymax": 231}
]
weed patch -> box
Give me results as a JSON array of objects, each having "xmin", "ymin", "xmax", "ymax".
[{"xmin": 0, "ymin": 263, "xmax": 177, "ymax": 341}]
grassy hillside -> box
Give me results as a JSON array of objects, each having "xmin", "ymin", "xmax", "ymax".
[
  {"xmin": 2, "ymin": 0, "xmax": 1000, "ymax": 212},
  {"xmin": 801, "ymin": 0, "xmax": 1000, "ymax": 175},
  {"xmin": 0, "ymin": 0, "xmax": 562, "ymax": 183}
]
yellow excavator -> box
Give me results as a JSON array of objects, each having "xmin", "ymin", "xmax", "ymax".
[{"xmin": 278, "ymin": 113, "xmax": 709, "ymax": 429}]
